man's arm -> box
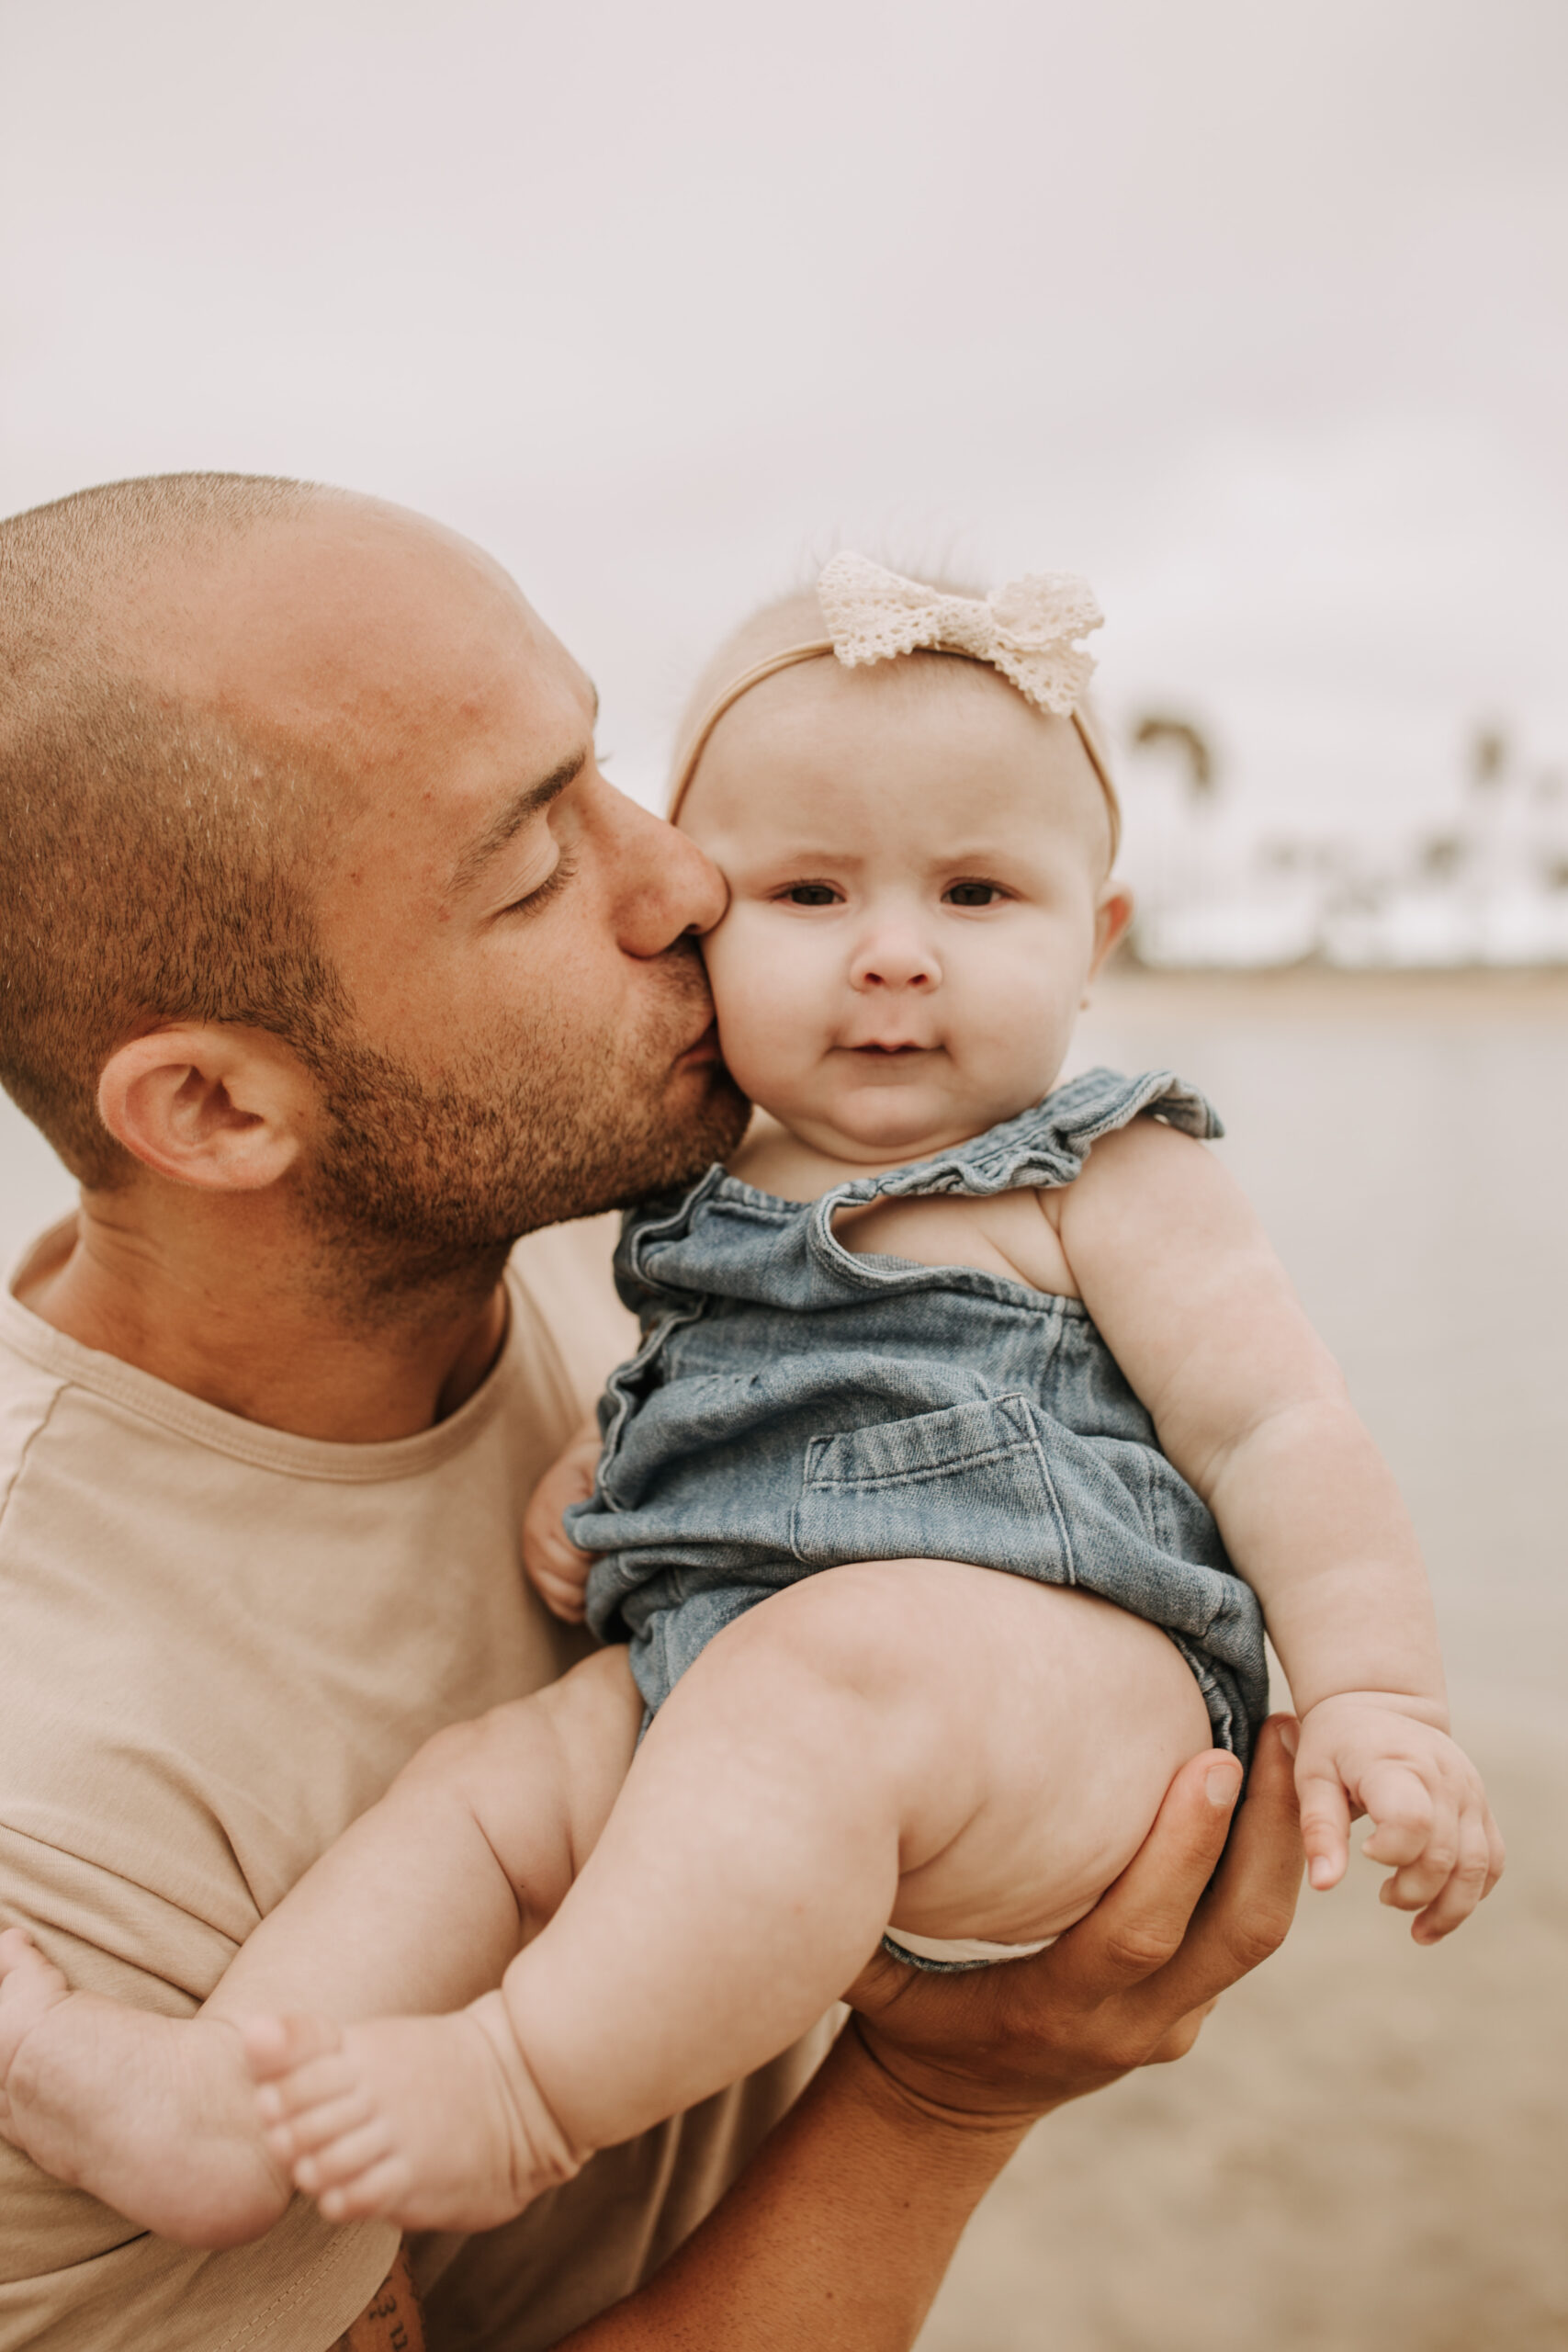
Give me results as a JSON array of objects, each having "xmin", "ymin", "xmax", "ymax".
[
  {"xmin": 329, "ymin": 2249, "xmax": 424, "ymax": 2352},
  {"xmin": 552, "ymin": 1720, "xmax": 1301, "ymax": 2350}
]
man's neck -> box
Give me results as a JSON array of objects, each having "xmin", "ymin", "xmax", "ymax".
[{"xmin": 16, "ymin": 1188, "xmax": 510, "ymax": 1443}]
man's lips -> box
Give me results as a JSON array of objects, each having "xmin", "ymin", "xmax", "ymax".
[{"xmin": 675, "ymin": 1019, "xmax": 722, "ymax": 1068}]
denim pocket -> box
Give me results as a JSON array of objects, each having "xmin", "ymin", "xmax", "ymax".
[{"xmin": 790, "ymin": 1393, "xmax": 1076, "ymax": 1578}]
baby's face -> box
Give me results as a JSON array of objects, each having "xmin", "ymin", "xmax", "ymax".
[{"xmin": 678, "ymin": 655, "xmax": 1130, "ymax": 1164}]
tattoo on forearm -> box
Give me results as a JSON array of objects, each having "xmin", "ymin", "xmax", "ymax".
[{"xmin": 326, "ymin": 2248, "xmax": 424, "ymax": 2352}]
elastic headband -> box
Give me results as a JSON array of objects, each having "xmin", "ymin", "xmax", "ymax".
[{"xmin": 667, "ymin": 554, "xmax": 1121, "ymax": 862}]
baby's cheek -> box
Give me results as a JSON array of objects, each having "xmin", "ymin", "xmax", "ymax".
[
  {"xmin": 715, "ymin": 990, "xmax": 808, "ymax": 1105},
  {"xmin": 968, "ymin": 974, "xmax": 1078, "ymax": 1099}
]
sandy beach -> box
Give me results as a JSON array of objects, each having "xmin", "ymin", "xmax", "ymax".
[{"xmin": 919, "ymin": 967, "xmax": 1568, "ymax": 2351}]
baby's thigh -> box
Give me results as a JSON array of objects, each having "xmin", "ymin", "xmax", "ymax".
[{"xmin": 758, "ymin": 1560, "xmax": 1214, "ymax": 1939}]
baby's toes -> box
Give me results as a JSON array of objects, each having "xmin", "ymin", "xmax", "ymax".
[
  {"xmin": 253, "ymin": 2047, "xmax": 359, "ymax": 2132},
  {"xmin": 294, "ymin": 2114, "xmax": 396, "ymax": 2201},
  {"xmin": 266, "ymin": 2079, "xmax": 377, "ymax": 2164},
  {"xmin": 243, "ymin": 2012, "xmax": 344, "ymax": 2087},
  {"xmin": 316, "ymin": 2149, "xmax": 415, "ymax": 2225}
]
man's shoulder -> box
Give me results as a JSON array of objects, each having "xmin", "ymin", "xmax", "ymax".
[
  {"xmin": 0, "ymin": 1331, "xmax": 69, "ymax": 1526},
  {"xmin": 509, "ymin": 1215, "xmax": 638, "ymax": 1422}
]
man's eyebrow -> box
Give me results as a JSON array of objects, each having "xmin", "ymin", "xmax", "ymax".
[{"xmin": 450, "ymin": 742, "xmax": 590, "ymax": 895}]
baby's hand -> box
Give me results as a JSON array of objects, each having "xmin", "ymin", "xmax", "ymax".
[
  {"xmin": 1292, "ymin": 1693, "xmax": 1504, "ymax": 1942},
  {"xmin": 522, "ymin": 1420, "xmax": 603, "ymax": 1624}
]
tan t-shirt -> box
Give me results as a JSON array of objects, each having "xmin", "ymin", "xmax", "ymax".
[{"xmin": 0, "ymin": 1216, "xmax": 828, "ymax": 2352}]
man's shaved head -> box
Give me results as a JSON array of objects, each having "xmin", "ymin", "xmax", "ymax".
[
  {"xmin": 0, "ymin": 473, "xmax": 355, "ymax": 1185},
  {"xmin": 1, "ymin": 476, "xmax": 739, "ymax": 1298}
]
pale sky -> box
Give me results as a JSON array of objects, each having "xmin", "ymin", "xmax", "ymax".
[{"xmin": 3, "ymin": 0, "xmax": 1566, "ymax": 838}]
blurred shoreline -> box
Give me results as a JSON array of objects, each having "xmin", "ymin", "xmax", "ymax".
[{"xmin": 1097, "ymin": 958, "xmax": 1568, "ymax": 1017}]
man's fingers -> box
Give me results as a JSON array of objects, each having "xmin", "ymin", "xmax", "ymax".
[
  {"xmin": 1134, "ymin": 1715, "xmax": 1303, "ymax": 2024},
  {"xmin": 1049, "ymin": 1747, "xmax": 1242, "ymax": 2004},
  {"xmin": 1144, "ymin": 1995, "xmax": 1219, "ymax": 2067}
]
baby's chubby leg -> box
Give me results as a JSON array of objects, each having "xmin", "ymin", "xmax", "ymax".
[
  {"xmin": 513, "ymin": 1565, "xmax": 1213, "ymax": 2140},
  {"xmin": 0, "ymin": 1647, "xmax": 641, "ymax": 2245},
  {"xmin": 265, "ymin": 1562, "xmax": 1213, "ymax": 2230}
]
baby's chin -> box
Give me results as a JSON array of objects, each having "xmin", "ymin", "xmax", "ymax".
[{"xmin": 782, "ymin": 1079, "xmax": 1049, "ymax": 1168}]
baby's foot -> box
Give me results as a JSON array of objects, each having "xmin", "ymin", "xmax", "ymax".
[
  {"xmin": 247, "ymin": 1992, "xmax": 582, "ymax": 2233},
  {"xmin": 0, "ymin": 1926, "xmax": 293, "ymax": 2247}
]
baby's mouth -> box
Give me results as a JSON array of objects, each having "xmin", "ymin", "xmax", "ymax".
[{"xmin": 847, "ymin": 1041, "xmax": 932, "ymax": 1057}]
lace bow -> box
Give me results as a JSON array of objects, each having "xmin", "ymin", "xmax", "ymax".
[{"xmin": 817, "ymin": 552, "xmax": 1102, "ymax": 717}]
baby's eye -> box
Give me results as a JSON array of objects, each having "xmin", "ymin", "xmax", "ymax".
[
  {"xmin": 781, "ymin": 883, "xmax": 842, "ymax": 907},
  {"xmin": 943, "ymin": 880, "xmax": 1006, "ymax": 908}
]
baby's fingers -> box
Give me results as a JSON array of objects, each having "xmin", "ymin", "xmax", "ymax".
[
  {"xmin": 1404, "ymin": 1795, "xmax": 1506, "ymax": 1944},
  {"xmin": 1295, "ymin": 1764, "xmax": 1351, "ymax": 1893},
  {"xmin": 530, "ymin": 1569, "xmax": 588, "ymax": 1625},
  {"xmin": 1356, "ymin": 1762, "xmax": 1436, "ymax": 1872},
  {"xmin": 1368, "ymin": 1766, "xmax": 1454, "ymax": 1914},
  {"xmin": 1406, "ymin": 1808, "xmax": 1496, "ymax": 1943}
]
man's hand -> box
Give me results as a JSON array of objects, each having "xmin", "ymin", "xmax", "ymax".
[{"xmin": 845, "ymin": 1716, "xmax": 1303, "ymax": 2131}]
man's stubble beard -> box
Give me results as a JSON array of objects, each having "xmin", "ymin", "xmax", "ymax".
[{"xmin": 298, "ymin": 989, "xmax": 750, "ymax": 1313}]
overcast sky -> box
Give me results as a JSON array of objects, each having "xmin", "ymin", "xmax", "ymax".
[{"xmin": 3, "ymin": 0, "xmax": 1565, "ymax": 838}]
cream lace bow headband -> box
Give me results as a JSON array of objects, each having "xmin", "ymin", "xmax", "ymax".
[{"xmin": 669, "ymin": 551, "xmax": 1119, "ymax": 859}]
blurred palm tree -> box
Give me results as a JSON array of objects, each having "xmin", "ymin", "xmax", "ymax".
[
  {"xmin": 1470, "ymin": 724, "xmax": 1508, "ymax": 793},
  {"xmin": 1131, "ymin": 714, "xmax": 1217, "ymax": 803}
]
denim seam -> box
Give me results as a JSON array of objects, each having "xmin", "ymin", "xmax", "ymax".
[{"xmin": 804, "ymin": 1439, "xmax": 1043, "ymax": 1491}]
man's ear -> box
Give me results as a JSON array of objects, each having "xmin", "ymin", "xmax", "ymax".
[
  {"xmin": 1085, "ymin": 884, "xmax": 1135, "ymax": 996},
  {"xmin": 97, "ymin": 1025, "xmax": 313, "ymax": 1192}
]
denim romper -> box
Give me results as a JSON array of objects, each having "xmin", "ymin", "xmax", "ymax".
[{"xmin": 570, "ymin": 1068, "xmax": 1269, "ymax": 1770}]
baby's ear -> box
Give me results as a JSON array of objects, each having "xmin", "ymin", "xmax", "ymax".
[{"xmin": 1089, "ymin": 885, "xmax": 1135, "ymax": 981}]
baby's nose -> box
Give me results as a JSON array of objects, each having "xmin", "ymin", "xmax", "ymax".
[{"xmin": 850, "ymin": 927, "xmax": 942, "ymax": 991}]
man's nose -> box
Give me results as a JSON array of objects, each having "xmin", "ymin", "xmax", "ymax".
[
  {"xmin": 849, "ymin": 923, "xmax": 942, "ymax": 992},
  {"xmin": 595, "ymin": 778, "xmax": 728, "ymax": 954}
]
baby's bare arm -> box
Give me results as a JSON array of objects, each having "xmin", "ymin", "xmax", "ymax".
[
  {"xmin": 1055, "ymin": 1118, "xmax": 1501, "ymax": 1934},
  {"xmin": 1056, "ymin": 1118, "xmax": 1440, "ymax": 1712}
]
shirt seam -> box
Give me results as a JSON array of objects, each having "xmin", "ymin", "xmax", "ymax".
[
  {"xmin": 0, "ymin": 1376, "xmax": 67, "ymax": 1545},
  {"xmin": 207, "ymin": 2212, "xmax": 397, "ymax": 2352},
  {"xmin": 0, "ymin": 1296, "xmax": 520, "ymax": 1487}
]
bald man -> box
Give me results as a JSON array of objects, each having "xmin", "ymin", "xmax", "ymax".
[{"xmin": 0, "ymin": 476, "xmax": 1302, "ymax": 2352}]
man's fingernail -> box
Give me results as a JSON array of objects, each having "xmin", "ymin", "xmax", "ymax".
[
  {"xmin": 1277, "ymin": 1719, "xmax": 1299, "ymax": 1758},
  {"xmin": 1206, "ymin": 1764, "xmax": 1241, "ymax": 1808}
]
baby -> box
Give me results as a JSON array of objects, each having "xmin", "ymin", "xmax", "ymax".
[{"xmin": 0, "ymin": 554, "xmax": 1503, "ymax": 2248}]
